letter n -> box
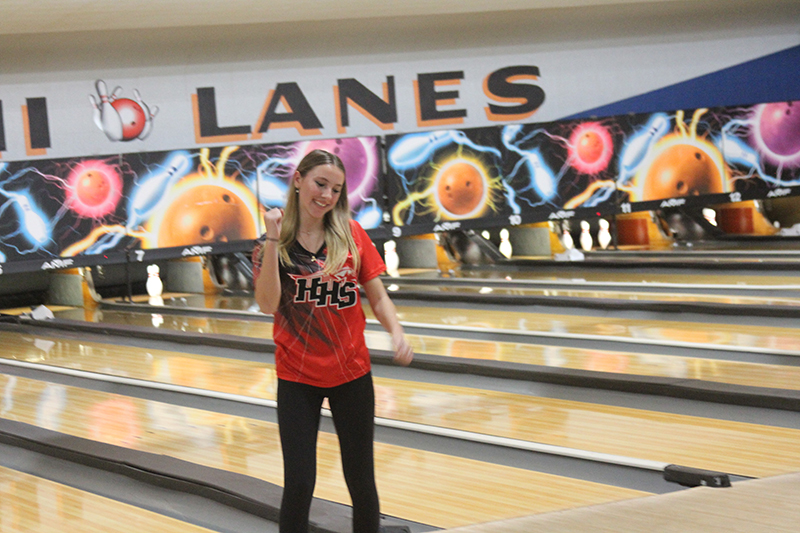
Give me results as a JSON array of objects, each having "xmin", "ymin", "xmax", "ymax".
[{"xmin": 334, "ymin": 77, "xmax": 397, "ymax": 134}]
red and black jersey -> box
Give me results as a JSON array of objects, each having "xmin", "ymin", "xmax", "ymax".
[{"xmin": 252, "ymin": 220, "xmax": 385, "ymax": 387}]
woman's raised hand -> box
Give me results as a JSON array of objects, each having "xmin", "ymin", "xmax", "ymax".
[{"xmin": 263, "ymin": 208, "xmax": 283, "ymax": 239}]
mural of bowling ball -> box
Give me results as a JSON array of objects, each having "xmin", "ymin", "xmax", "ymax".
[
  {"xmin": 576, "ymin": 130, "xmax": 604, "ymax": 164},
  {"xmin": 757, "ymin": 101, "xmax": 800, "ymax": 158},
  {"xmin": 297, "ymin": 137, "xmax": 378, "ymax": 207},
  {"xmin": 642, "ymin": 143, "xmax": 725, "ymax": 201},
  {"xmin": 76, "ymin": 170, "xmax": 112, "ymax": 207},
  {"xmin": 435, "ymin": 160, "xmax": 486, "ymax": 217},
  {"xmin": 111, "ymin": 98, "xmax": 147, "ymax": 141},
  {"xmin": 157, "ymin": 184, "xmax": 257, "ymax": 247},
  {"xmin": 66, "ymin": 159, "xmax": 123, "ymax": 218},
  {"xmin": 568, "ymin": 122, "xmax": 614, "ymax": 175}
]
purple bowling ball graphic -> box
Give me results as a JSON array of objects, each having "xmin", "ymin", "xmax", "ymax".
[
  {"xmin": 755, "ymin": 101, "xmax": 800, "ymax": 161},
  {"xmin": 294, "ymin": 137, "xmax": 380, "ymax": 209}
]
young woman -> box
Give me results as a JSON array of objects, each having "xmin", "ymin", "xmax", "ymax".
[{"xmin": 252, "ymin": 149, "xmax": 413, "ymax": 533}]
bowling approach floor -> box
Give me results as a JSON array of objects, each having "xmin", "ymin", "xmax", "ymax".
[{"xmin": 1, "ymin": 264, "xmax": 800, "ymax": 531}]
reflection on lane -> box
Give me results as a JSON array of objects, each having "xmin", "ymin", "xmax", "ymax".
[
  {"xmin": 388, "ymin": 283, "xmax": 800, "ymax": 307},
  {"xmin": 384, "ymin": 306, "xmax": 800, "ymax": 355},
  {"xmin": 0, "ymin": 373, "xmax": 646, "ymax": 528},
  {"xmin": 399, "ymin": 267, "xmax": 800, "ymax": 286},
  {"xmin": 49, "ymin": 308, "xmax": 800, "ymax": 389},
  {"xmin": 0, "ymin": 465, "xmax": 215, "ymax": 532},
  {"xmin": 1, "ymin": 332, "xmax": 798, "ymax": 478}
]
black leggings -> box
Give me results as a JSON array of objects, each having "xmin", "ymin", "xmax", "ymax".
[{"xmin": 277, "ymin": 373, "xmax": 379, "ymax": 533}]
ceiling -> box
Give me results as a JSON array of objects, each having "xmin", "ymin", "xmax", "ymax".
[
  {"xmin": 0, "ymin": 0, "xmax": 796, "ymax": 35},
  {"xmin": 0, "ymin": 0, "xmax": 796, "ymax": 74}
]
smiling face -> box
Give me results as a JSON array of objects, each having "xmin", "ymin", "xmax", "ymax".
[{"xmin": 295, "ymin": 163, "xmax": 345, "ymax": 223}]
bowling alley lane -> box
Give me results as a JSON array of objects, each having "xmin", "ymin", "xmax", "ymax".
[
  {"xmin": 0, "ymin": 372, "xmax": 647, "ymax": 529},
  {"xmin": 385, "ymin": 282, "xmax": 800, "ymax": 307},
  {"xmin": 2, "ymin": 331, "xmax": 799, "ymax": 478},
  {"xmin": 420, "ymin": 268, "xmax": 800, "ymax": 287},
  {"xmin": 44, "ymin": 307, "xmax": 800, "ymax": 389},
  {"xmin": 0, "ymin": 465, "xmax": 217, "ymax": 533},
  {"xmin": 375, "ymin": 305, "xmax": 800, "ymax": 357},
  {"xmin": 88, "ymin": 292, "xmax": 800, "ymax": 359}
]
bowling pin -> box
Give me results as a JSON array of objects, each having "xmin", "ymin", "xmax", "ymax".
[
  {"xmin": 129, "ymin": 153, "xmax": 190, "ymax": 225},
  {"xmin": 579, "ymin": 220, "xmax": 593, "ymax": 252},
  {"xmin": 134, "ymin": 88, "xmax": 159, "ymax": 140},
  {"xmin": 88, "ymin": 95, "xmax": 103, "ymax": 130},
  {"xmin": 702, "ymin": 208, "xmax": 717, "ymax": 227},
  {"xmin": 388, "ymin": 131, "xmax": 451, "ymax": 170},
  {"xmin": 146, "ymin": 264, "xmax": 163, "ymax": 298},
  {"xmin": 598, "ymin": 219, "xmax": 612, "ymax": 250},
  {"xmin": 219, "ymin": 256, "xmax": 235, "ymax": 288},
  {"xmin": 13, "ymin": 194, "xmax": 48, "ymax": 245},
  {"xmin": 618, "ymin": 114, "xmax": 669, "ymax": 184},
  {"xmin": 528, "ymin": 151, "xmax": 556, "ymax": 201},
  {"xmin": 95, "ymin": 80, "xmax": 124, "ymax": 142},
  {"xmin": 237, "ymin": 269, "xmax": 249, "ymax": 291},
  {"xmin": 499, "ymin": 229, "xmax": 512, "ymax": 258},
  {"xmin": 561, "ymin": 222, "xmax": 574, "ymax": 250},
  {"xmin": 384, "ymin": 240, "xmax": 400, "ymax": 277}
]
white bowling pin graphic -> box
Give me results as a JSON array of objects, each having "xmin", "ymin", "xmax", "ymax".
[
  {"xmin": 134, "ymin": 88, "xmax": 159, "ymax": 140},
  {"xmin": 387, "ymin": 131, "xmax": 455, "ymax": 170},
  {"xmin": 95, "ymin": 80, "xmax": 124, "ymax": 141},
  {"xmin": 14, "ymin": 194, "xmax": 48, "ymax": 245},
  {"xmin": 598, "ymin": 219, "xmax": 612, "ymax": 249},
  {"xmin": 618, "ymin": 114, "xmax": 669, "ymax": 185},
  {"xmin": 129, "ymin": 153, "xmax": 190, "ymax": 225},
  {"xmin": 384, "ymin": 240, "xmax": 400, "ymax": 277},
  {"xmin": 499, "ymin": 229, "xmax": 512, "ymax": 258},
  {"xmin": 579, "ymin": 220, "xmax": 593, "ymax": 252},
  {"xmin": 88, "ymin": 95, "xmax": 102, "ymax": 130},
  {"xmin": 146, "ymin": 264, "xmax": 163, "ymax": 297}
]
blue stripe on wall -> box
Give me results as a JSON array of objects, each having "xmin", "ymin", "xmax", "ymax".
[{"xmin": 566, "ymin": 44, "xmax": 800, "ymax": 120}]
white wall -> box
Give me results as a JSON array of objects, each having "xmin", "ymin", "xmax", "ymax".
[{"xmin": 0, "ymin": 4, "xmax": 798, "ymax": 160}]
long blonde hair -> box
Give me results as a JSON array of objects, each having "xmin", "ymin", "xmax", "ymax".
[{"xmin": 278, "ymin": 149, "xmax": 360, "ymax": 274}]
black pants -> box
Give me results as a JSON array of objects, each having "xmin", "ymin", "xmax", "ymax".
[{"xmin": 277, "ymin": 372, "xmax": 379, "ymax": 533}]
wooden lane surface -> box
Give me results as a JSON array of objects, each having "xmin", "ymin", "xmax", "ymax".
[
  {"xmin": 438, "ymin": 270, "xmax": 800, "ymax": 286},
  {"xmin": 388, "ymin": 284, "xmax": 800, "ymax": 307},
  {"xmin": 0, "ymin": 464, "xmax": 214, "ymax": 533},
  {"xmin": 0, "ymin": 373, "xmax": 647, "ymax": 529},
  {"xmin": 383, "ymin": 305, "xmax": 800, "ymax": 356},
  {"xmin": 114, "ymin": 287, "xmax": 800, "ymax": 309},
  {"xmin": 48, "ymin": 308, "xmax": 800, "ymax": 391},
  {"xmin": 92, "ymin": 295, "xmax": 800, "ymax": 355},
  {"xmin": 2, "ymin": 331, "xmax": 799, "ymax": 478}
]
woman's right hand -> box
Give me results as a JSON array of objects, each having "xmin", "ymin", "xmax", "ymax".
[{"xmin": 263, "ymin": 208, "xmax": 284, "ymax": 240}]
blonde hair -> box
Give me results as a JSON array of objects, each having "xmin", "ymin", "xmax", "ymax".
[{"xmin": 278, "ymin": 149, "xmax": 359, "ymax": 274}]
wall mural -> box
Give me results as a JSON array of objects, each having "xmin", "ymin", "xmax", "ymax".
[
  {"xmin": 0, "ymin": 137, "xmax": 382, "ymax": 273},
  {"xmin": 0, "ymin": 99, "xmax": 797, "ymax": 273}
]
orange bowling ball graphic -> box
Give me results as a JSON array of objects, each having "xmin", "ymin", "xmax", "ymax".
[
  {"xmin": 576, "ymin": 130, "xmax": 604, "ymax": 164},
  {"xmin": 157, "ymin": 184, "xmax": 257, "ymax": 247},
  {"xmin": 76, "ymin": 170, "xmax": 111, "ymax": 206},
  {"xmin": 642, "ymin": 144, "xmax": 724, "ymax": 200},
  {"xmin": 436, "ymin": 160, "xmax": 485, "ymax": 216}
]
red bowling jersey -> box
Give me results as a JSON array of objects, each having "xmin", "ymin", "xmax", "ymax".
[{"xmin": 252, "ymin": 220, "xmax": 385, "ymax": 387}]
